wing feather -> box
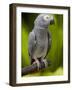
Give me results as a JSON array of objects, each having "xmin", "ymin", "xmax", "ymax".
[
  {"xmin": 45, "ymin": 31, "xmax": 52, "ymax": 57},
  {"xmin": 28, "ymin": 31, "xmax": 37, "ymax": 57}
]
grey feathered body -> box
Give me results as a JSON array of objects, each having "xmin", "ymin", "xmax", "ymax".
[
  {"xmin": 33, "ymin": 28, "xmax": 48, "ymax": 58},
  {"xmin": 28, "ymin": 14, "xmax": 53, "ymax": 64},
  {"xmin": 28, "ymin": 27, "xmax": 49, "ymax": 63}
]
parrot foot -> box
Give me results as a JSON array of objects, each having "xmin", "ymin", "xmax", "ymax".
[
  {"xmin": 33, "ymin": 59, "xmax": 40, "ymax": 71},
  {"xmin": 42, "ymin": 59, "xmax": 48, "ymax": 68}
]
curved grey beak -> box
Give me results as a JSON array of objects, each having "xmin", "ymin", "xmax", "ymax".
[{"xmin": 50, "ymin": 19, "xmax": 55, "ymax": 25}]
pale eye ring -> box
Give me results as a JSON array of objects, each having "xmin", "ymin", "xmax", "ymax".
[{"xmin": 43, "ymin": 15, "xmax": 50, "ymax": 20}]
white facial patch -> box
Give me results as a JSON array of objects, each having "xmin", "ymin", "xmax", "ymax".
[{"xmin": 43, "ymin": 15, "xmax": 50, "ymax": 21}]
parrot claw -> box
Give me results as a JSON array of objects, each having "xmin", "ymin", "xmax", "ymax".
[
  {"xmin": 33, "ymin": 59, "xmax": 40, "ymax": 71},
  {"xmin": 42, "ymin": 59, "xmax": 48, "ymax": 68}
]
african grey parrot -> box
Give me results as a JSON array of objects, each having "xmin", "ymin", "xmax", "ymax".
[{"xmin": 28, "ymin": 14, "xmax": 54, "ymax": 70}]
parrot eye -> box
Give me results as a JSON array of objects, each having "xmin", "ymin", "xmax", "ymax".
[{"xmin": 43, "ymin": 15, "xmax": 50, "ymax": 21}]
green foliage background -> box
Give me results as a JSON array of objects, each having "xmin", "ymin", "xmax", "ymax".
[{"xmin": 21, "ymin": 13, "xmax": 63, "ymax": 76}]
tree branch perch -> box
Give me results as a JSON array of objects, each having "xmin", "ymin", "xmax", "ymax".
[{"xmin": 22, "ymin": 61, "xmax": 51, "ymax": 76}]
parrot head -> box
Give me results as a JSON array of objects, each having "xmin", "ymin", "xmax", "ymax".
[{"xmin": 34, "ymin": 14, "xmax": 55, "ymax": 28}]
